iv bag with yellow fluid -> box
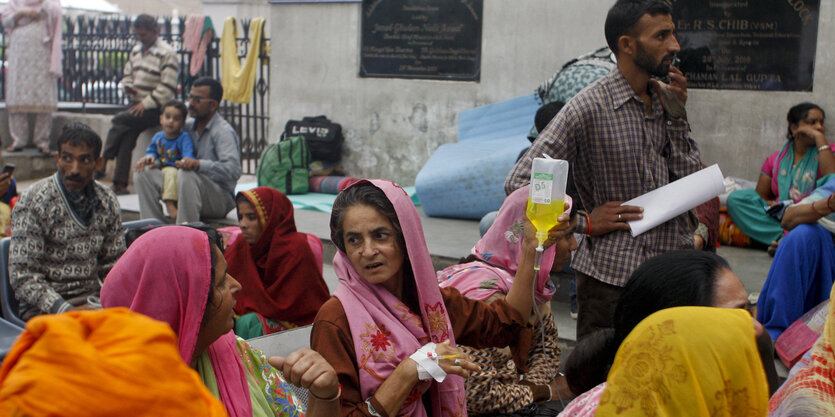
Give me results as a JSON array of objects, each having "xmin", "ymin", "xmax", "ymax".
[
  {"xmin": 526, "ymin": 198, "xmax": 564, "ymax": 245},
  {"xmin": 526, "ymin": 157, "xmax": 569, "ymax": 270}
]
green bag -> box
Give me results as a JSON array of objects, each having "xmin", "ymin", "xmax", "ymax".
[{"xmin": 256, "ymin": 135, "xmax": 310, "ymax": 194}]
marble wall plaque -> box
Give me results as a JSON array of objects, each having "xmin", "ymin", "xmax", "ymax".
[
  {"xmin": 360, "ymin": 0, "xmax": 483, "ymax": 81},
  {"xmin": 673, "ymin": 0, "xmax": 819, "ymax": 91}
]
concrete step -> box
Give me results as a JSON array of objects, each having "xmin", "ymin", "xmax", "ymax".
[{"xmin": 3, "ymin": 150, "xmax": 56, "ymax": 181}]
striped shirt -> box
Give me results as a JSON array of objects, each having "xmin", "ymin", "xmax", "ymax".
[
  {"xmin": 505, "ymin": 69, "xmax": 702, "ymax": 286},
  {"xmin": 121, "ymin": 38, "xmax": 179, "ymax": 110}
]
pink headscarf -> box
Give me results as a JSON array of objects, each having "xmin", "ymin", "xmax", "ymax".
[
  {"xmin": 100, "ymin": 226, "xmax": 252, "ymax": 417},
  {"xmin": 332, "ymin": 179, "xmax": 466, "ymax": 417},
  {"xmin": 438, "ymin": 186, "xmax": 572, "ymax": 304},
  {"xmin": 2, "ymin": 0, "xmax": 63, "ymax": 76}
]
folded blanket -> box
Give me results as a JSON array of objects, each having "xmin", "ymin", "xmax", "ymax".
[{"xmin": 309, "ymin": 176, "xmax": 359, "ymax": 194}]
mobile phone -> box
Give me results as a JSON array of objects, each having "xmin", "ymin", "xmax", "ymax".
[
  {"xmin": 657, "ymin": 56, "xmax": 681, "ymax": 84},
  {"xmin": 2, "ymin": 163, "xmax": 15, "ymax": 177}
]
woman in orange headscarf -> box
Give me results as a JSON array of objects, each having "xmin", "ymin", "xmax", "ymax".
[
  {"xmin": 0, "ymin": 308, "xmax": 227, "ymax": 416},
  {"xmin": 225, "ymin": 186, "xmax": 330, "ymax": 338}
]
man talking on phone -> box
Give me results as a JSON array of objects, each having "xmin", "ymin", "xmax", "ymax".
[
  {"xmin": 97, "ymin": 14, "xmax": 179, "ymax": 195},
  {"xmin": 504, "ymin": 0, "xmax": 702, "ymax": 339},
  {"xmin": 9, "ymin": 123, "xmax": 125, "ymax": 320}
]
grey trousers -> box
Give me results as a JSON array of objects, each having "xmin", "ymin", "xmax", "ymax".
[
  {"xmin": 134, "ymin": 167, "xmax": 234, "ymax": 224},
  {"xmin": 103, "ymin": 108, "xmax": 160, "ymax": 186}
]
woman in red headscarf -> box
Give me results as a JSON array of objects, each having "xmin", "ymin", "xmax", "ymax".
[{"xmin": 225, "ymin": 186, "xmax": 330, "ymax": 338}]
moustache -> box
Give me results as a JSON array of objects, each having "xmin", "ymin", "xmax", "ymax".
[{"xmin": 64, "ymin": 174, "xmax": 84, "ymax": 182}]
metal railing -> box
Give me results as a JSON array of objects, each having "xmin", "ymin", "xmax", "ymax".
[{"xmin": 0, "ymin": 15, "xmax": 269, "ymax": 175}]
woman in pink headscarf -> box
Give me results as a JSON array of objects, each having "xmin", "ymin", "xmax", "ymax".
[
  {"xmin": 437, "ymin": 185, "xmax": 577, "ymax": 415},
  {"xmin": 312, "ymin": 180, "xmax": 572, "ymax": 416},
  {"xmin": 1, "ymin": 0, "xmax": 61, "ymax": 154},
  {"xmin": 101, "ymin": 226, "xmax": 341, "ymax": 417}
]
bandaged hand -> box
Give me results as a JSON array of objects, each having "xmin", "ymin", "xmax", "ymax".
[{"xmin": 410, "ymin": 340, "xmax": 479, "ymax": 382}]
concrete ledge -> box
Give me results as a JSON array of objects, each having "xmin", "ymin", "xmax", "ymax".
[
  {"xmin": 0, "ymin": 107, "xmax": 116, "ymax": 151},
  {"xmin": 2, "ymin": 150, "xmax": 56, "ymax": 181}
]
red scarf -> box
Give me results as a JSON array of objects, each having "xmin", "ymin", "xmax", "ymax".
[{"xmin": 224, "ymin": 187, "xmax": 329, "ymax": 325}]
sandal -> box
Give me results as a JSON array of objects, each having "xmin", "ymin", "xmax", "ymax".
[{"xmin": 4, "ymin": 145, "xmax": 23, "ymax": 153}]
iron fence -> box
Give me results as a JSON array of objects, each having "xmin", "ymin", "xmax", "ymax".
[{"xmin": 0, "ymin": 15, "xmax": 269, "ymax": 175}]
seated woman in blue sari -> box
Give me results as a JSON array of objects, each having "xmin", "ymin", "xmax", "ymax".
[
  {"xmin": 727, "ymin": 102, "xmax": 835, "ymax": 246},
  {"xmin": 758, "ymin": 176, "xmax": 835, "ymax": 339}
]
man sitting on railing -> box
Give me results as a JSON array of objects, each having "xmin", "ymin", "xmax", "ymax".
[
  {"xmin": 134, "ymin": 77, "xmax": 241, "ymax": 224},
  {"xmin": 97, "ymin": 13, "xmax": 179, "ymax": 195},
  {"xmin": 9, "ymin": 123, "xmax": 125, "ymax": 320}
]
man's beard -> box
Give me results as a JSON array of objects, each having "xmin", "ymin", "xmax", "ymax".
[
  {"xmin": 634, "ymin": 41, "xmax": 674, "ymax": 78},
  {"xmin": 189, "ymin": 108, "xmax": 208, "ymax": 122}
]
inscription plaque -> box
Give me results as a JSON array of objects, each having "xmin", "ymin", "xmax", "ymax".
[
  {"xmin": 360, "ymin": 0, "xmax": 483, "ymax": 81},
  {"xmin": 673, "ymin": 0, "xmax": 819, "ymax": 91}
]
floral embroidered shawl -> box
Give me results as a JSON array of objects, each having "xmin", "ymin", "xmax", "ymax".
[
  {"xmin": 596, "ymin": 307, "xmax": 768, "ymax": 417},
  {"xmin": 332, "ymin": 179, "xmax": 466, "ymax": 417},
  {"xmin": 437, "ymin": 186, "xmax": 571, "ymax": 304}
]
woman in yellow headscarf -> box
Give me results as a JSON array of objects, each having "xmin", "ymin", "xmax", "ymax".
[
  {"xmin": 769, "ymin": 282, "xmax": 835, "ymax": 416},
  {"xmin": 595, "ymin": 306, "xmax": 769, "ymax": 417}
]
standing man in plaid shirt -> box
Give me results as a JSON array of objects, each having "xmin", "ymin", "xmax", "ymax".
[{"xmin": 505, "ymin": 0, "xmax": 702, "ymax": 339}]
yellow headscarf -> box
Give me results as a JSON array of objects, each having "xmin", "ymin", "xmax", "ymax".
[
  {"xmin": 769, "ymin": 283, "xmax": 835, "ymax": 416},
  {"xmin": 595, "ymin": 306, "xmax": 768, "ymax": 417},
  {"xmin": 0, "ymin": 308, "xmax": 228, "ymax": 417}
]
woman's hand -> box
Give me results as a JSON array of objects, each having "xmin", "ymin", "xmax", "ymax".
[
  {"xmin": 522, "ymin": 200, "xmax": 572, "ymax": 248},
  {"xmin": 547, "ymin": 374, "xmax": 576, "ymax": 402},
  {"xmin": 268, "ymin": 348, "xmax": 339, "ymax": 401},
  {"xmin": 434, "ymin": 340, "xmax": 480, "ymax": 379},
  {"xmin": 795, "ymin": 125, "xmax": 826, "ymax": 146},
  {"xmin": 372, "ymin": 340, "xmax": 481, "ymax": 416},
  {"xmin": 14, "ymin": 8, "xmax": 40, "ymax": 23}
]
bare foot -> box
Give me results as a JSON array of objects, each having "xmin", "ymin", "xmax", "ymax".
[
  {"xmin": 767, "ymin": 240, "xmax": 779, "ymax": 257},
  {"xmin": 165, "ymin": 200, "xmax": 178, "ymax": 221}
]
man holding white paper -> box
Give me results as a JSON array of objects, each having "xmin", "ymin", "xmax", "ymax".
[{"xmin": 505, "ymin": 0, "xmax": 702, "ymax": 339}]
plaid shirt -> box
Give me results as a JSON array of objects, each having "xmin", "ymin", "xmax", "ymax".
[{"xmin": 505, "ymin": 69, "xmax": 702, "ymax": 286}]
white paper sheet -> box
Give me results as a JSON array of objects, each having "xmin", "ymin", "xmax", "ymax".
[{"xmin": 624, "ymin": 164, "xmax": 725, "ymax": 236}]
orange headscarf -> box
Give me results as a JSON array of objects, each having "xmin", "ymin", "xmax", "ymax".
[{"xmin": 0, "ymin": 308, "xmax": 228, "ymax": 417}]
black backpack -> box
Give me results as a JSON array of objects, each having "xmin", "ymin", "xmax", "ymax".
[{"xmin": 283, "ymin": 116, "xmax": 344, "ymax": 163}]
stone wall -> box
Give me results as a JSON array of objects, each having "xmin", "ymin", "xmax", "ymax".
[
  {"xmin": 268, "ymin": 0, "xmax": 835, "ymax": 185},
  {"xmin": 268, "ymin": 1, "xmax": 609, "ymax": 185}
]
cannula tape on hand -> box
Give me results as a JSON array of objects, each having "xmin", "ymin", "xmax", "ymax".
[{"xmin": 409, "ymin": 342, "xmax": 447, "ymax": 382}]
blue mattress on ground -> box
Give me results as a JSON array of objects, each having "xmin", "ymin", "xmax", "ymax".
[{"xmin": 415, "ymin": 94, "xmax": 540, "ymax": 219}]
